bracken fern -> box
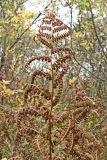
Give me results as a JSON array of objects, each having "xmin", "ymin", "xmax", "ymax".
[{"xmin": 9, "ymin": 11, "xmax": 105, "ymax": 160}]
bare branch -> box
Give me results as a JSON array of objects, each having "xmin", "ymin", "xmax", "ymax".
[{"xmin": 88, "ymin": 0, "xmax": 107, "ymax": 59}]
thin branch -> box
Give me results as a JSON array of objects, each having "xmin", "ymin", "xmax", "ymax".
[
  {"xmin": 72, "ymin": 51, "xmax": 106, "ymax": 82},
  {"xmin": 4, "ymin": 12, "xmax": 42, "ymax": 58},
  {"xmin": 88, "ymin": 0, "xmax": 107, "ymax": 59},
  {"xmin": 0, "ymin": 12, "xmax": 42, "ymax": 71},
  {"xmin": 67, "ymin": 1, "xmax": 106, "ymax": 82}
]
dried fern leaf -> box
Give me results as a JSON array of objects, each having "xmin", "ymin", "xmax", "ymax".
[
  {"xmin": 24, "ymin": 84, "xmax": 51, "ymax": 102},
  {"xmin": 31, "ymin": 70, "xmax": 51, "ymax": 84},
  {"xmin": 53, "ymin": 81, "xmax": 63, "ymax": 106},
  {"xmin": 52, "ymin": 47, "xmax": 72, "ymax": 54},
  {"xmin": 25, "ymin": 56, "xmax": 51, "ymax": 69}
]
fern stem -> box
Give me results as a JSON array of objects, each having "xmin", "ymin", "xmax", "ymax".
[{"xmin": 48, "ymin": 48, "xmax": 54, "ymax": 160}]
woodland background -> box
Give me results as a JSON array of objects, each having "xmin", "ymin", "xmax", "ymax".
[{"xmin": 0, "ymin": 0, "xmax": 107, "ymax": 160}]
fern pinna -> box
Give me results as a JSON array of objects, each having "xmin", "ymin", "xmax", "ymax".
[{"xmin": 11, "ymin": 12, "xmax": 102, "ymax": 160}]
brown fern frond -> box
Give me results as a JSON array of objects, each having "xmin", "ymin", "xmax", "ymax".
[
  {"xmin": 15, "ymin": 128, "xmax": 38, "ymax": 146},
  {"xmin": 74, "ymin": 107, "xmax": 84, "ymax": 115},
  {"xmin": 74, "ymin": 101, "xmax": 88, "ymax": 108},
  {"xmin": 42, "ymin": 12, "xmax": 55, "ymax": 20},
  {"xmin": 56, "ymin": 109, "xmax": 70, "ymax": 124},
  {"xmin": 52, "ymin": 59, "xmax": 68, "ymax": 71},
  {"xmin": 36, "ymin": 12, "xmax": 71, "ymax": 46},
  {"xmin": 40, "ymin": 26, "xmax": 52, "ymax": 31},
  {"xmin": 52, "ymin": 47, "xmax": 72, "ymax": 54},
  {"xmin": 59, "ymin": 125, "xmax": 101, "ymax": 158},
  {"xmin": 53, "ymin": 57, "xmax": 70, "ymax": 88},
  {"xmin": 20, "ymin": 11, "xmax": 104, "ymax": 159},
  {"xmin": 73, "ymin": 145, "xmax": 94, "ymax": 160},
  {"xmin": 60, "ymin": 118, "xmax": 75, "ymax": 141},
  {"xmin": 76, "ymin": 108, "xmax": 89, "ymax": 121},
  {"xmin": 16, "ymin": 107, "xmax": 49, "ymax": 128},
  {"xmin": 25, "ymin": 56, "xmax": 51, "ymax": 69},
  {"xmin": 36, "ymin": 34, "xmax": 52, "ymax": 48},
  {"xmin": 53, "ymin": 81, "xmax": 63, "ymax": 106},
  {"xmin": 38, "ymin": 31, "xmax": 52, "ymax": 39},
  {"xmin": 24, "ymin": 84, "xmax": 51, "ymax": 102},
  {"xmin": 53, "ymin": 55, "xmax": 71, "ymax": 69},
  {"xmin": 52, "ymin": 18, "xmax": 65, "ymax": 27},
  {"xmin": 31, "ymin": 70, "xmax": 52, "ymax": 84},
  {"xmin": 18, "ymin": 127, "xmax": 38, "ymax": 136},
  {"xmin": 53, "ymin": 66, "xmax": 68, "ymax": 88},
  {"xmin": 18, "ymin": 107, "xmax": 39, "ymax": 116},
  {"xmin": 19, "ymin": 11, "xmax": 73, "ymax": 159},
  {"xmin": 84, "ymin": 153, "xmax": 95, "ymax": 160},
  {"xmin": 16, "ymin": 108, "xmax": 39, "ymax": 128},
  {"xmin": 53, "ymin": 25, "xmax": 70, "ymax": 33},
  {"xmin": 42, "ymin": 19, "xmax": 51, "ymax": 25},
  {"xmin": 70, "ymin": 129, "xmax": 101, "ymax": 153},
  {"xmin": 53, "ymin": 31, "xmax": 71, "ymax": 42},
  {"xmin": 83, "ymin": 132, "xmax": 101, "ymax": 148}
]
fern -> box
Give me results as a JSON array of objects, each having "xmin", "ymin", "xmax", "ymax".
[{"xmin": 10, "ymin": 11, "xmax": 103, "ymax": 160}]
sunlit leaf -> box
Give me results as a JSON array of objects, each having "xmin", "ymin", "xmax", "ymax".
[{"xmin": 69, "ymin": 77, "xmax": 77, "ymax": 85}]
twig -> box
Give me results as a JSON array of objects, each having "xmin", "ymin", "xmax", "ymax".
[
  {"xmin": 88, "ymin": 0, "xmax": 107, "ymax": 59},
  {"xmin": 73, "ymin": 52, "xmax": 106, "ymax": 82},
  {"xmin": 4, "ymin": 12, "xmax": 42, "ymax": 59}
]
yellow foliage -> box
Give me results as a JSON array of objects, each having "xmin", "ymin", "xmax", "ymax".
[
  {"xmin": 69, "ymin": 77, "xmax": 77, "ymax": 85},
  {"xmin": 75, "ymin": 32, "xmax": 82, "ymax": 39}
]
